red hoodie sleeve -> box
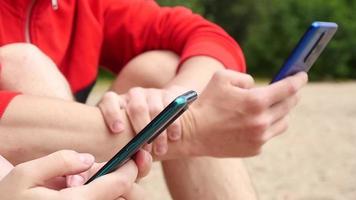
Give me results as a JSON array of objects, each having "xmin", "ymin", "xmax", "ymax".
[{"xmin": 100, "ymin": 0, "xmax": 246, "ymax": 74}]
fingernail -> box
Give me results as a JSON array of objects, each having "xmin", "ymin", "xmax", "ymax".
[
  {"xmin": 79, "ymin": 154, "xmax": 95, "ymax": 165},
  {"xmin": 112, "ymin": 121, "xmax": 124, "ymax": 133},
  {"xmin": 69, "ymin": 175, "xmax": 85, "ymax": 187}
]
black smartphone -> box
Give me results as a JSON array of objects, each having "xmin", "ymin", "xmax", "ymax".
[
  {"xmin": 85, "ymin": 90, "xmax": 198, "ymax": 184},
  {"xmin": 271, "ymin": 21, "xmax": 338, "ymax": 83}
]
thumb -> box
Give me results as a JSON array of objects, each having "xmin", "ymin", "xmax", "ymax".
[{"xmin": 12, "ymin": 150, "xmax": 94, "ymax": 187}]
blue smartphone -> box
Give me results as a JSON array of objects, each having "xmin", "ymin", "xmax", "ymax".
[
  {"xmin": 85, "ymin": 90, "xmax": 198, "ymax": 184},
  {"xmin": 271, "ymin": 21, "xmax": 338, "ymax": 83}
]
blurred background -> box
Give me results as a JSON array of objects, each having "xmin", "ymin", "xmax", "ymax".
[
  {"xmin": 93, "ymin": 1, "xmax": 356, "ymax": 199},
  {"xmin": 157, "ymin": 0, "xmax": 356, "ymax": 81}
]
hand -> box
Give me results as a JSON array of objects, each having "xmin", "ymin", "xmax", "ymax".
[
  {"xmin": 0, "ymin": 150, "xmax": 152, "ymax": 200},
  {"xmin": 98, "ymin": 86, "xmax": 186, "ymax": 156},
  {"xmin": 185, "ymin": 70, "xmax": 308, "ymax": 157}
]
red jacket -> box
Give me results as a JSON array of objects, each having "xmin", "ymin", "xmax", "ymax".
[{"xmin": 0, "ymin": 0, "xmax": 246, "ymax": 118}]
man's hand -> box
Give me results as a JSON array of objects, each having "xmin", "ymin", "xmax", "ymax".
[
  {"xmin": 99, "ymin": 87, "xmax": 186, "ymax": 156},
  {"xmin": 0, "ymin": 150, "xmax": 152, "ymax": 200},
  {"xmin": 184, "ymin": 70, "xmax": 308, "ymax": 157}
]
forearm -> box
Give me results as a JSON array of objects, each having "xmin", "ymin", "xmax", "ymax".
[
  {"xmin": 0, "ymin": 95, "xmax": 191, "ymax": 164},
  {"xmin": 166, "ymin": 56, "xmax": 225, "ymax": 92}
]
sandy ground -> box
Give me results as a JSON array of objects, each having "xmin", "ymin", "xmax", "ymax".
[{"xmin": 88, "ymin": 82, "xmax": 356, "ymax": 200}]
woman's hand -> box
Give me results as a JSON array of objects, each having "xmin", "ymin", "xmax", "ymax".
[
  {"xmin": 98, "ymin": 86, "xmax": 187, "ymax": 156},
  {"xmin": 0, "ymin": 150, "xmax": 152, "ymax": 200}
]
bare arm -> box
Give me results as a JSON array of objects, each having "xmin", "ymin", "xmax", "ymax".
[
  {"xmin": 166, "ymin": 56, "xmax": 226, "ymax": 92},
  {"xmin": 0, "ymin": 71, "xmax": 307, "ymax": 165},
  {"xmin": 0, "ymin": 95, "xmax": 190, "ymax": 164}
]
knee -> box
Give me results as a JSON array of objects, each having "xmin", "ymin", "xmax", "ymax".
[
  {"xmin": 0, "ymin": 43, "xmax": 73, "ymax": 100},
  {"xmin": 1, "ymin": 43, "xmax": 38, "ymax": 62},
  {"xmin": 122, "ymin": 50, "xmax": 180, "ymax": 88},
  {"xmin": 0, "ymin": 43, "xmax": 55, "ymax": 73}
]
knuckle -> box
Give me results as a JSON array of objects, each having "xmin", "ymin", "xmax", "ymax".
[
  {"xmin": 245, "ymin": 74, "xmax": 255, "ymax": 85},
  {"xmin": 286, "ymin": 79, "xmax": 299, "ymax": 95},
  {"xmin": 114, "ymin": 175, "xmax": 133, "ymax": 191},
  {"xmin": 249, "ymin": 117, "xmax": 269, "ymax": 134},
  {"xmin": 245, "ymin": 93, "xmax": 267, "ymax": 113},
  {"xmin": 101, "ymin": 104, "xmax": 120, "ymax": 119},
  {"xmin": 102, "ymin": 91, "xmax": 118, "ymax": 100},
  {"xmin": 279, "ymin": 120, "xmax": 289, "ymax": 134},
  {"xmin": 129, "ymin": 87, "xmax": 144, "ymax": 96}
]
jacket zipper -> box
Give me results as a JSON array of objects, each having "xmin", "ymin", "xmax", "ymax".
[
  {"xmin": 52, "ymin": 0, "xmax": 58, "ymax": 10},
  {"xmin": 25, "ymin": 0, "xmax": 36, "ymax": 43}
]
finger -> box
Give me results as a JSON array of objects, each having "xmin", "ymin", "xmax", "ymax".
[
  {"xmin": 10, "ymin": 150, "xmax": 94, "ymax": 188},
  {"xmin": 263, "ymin": 117, "xmax": 289, "ymax": 141},
  {"xmin": 67, "ymin": 162, "xmax": 106, "ymax": 187},
  {"xmin": 153, "ymin": 133, "xmax": 168, "ymax": 156},
  {"xmin": 122, "ymin": 183, "xmax": 147, "ymax": 200},
  {"xmin": 146, "ymin": 90, "xmax": 168, "ymax": 155},
  {"xmin": 164, "ymin": 91, "xmax": 182, "ymax": 141},
  {"xmin": 76, "ymin": 160, "xmax": 138, "ymax": 200},
  {"xmin": 134, "ymin": 150, "xmax": 152, "ymax": 179},
  {"xmin": 142, "ymin": 142, "xmax": 153, "ymax": 153},
  {"xmin": 0, "ymin": 155, "xmax": 14, "ymax": 180},
  {"xmin": 99, "ymin": 91, "xmax": 125, "ymax": 133},
  {"xmin": 126, "ymin": 88, "xmax": 151, "ymax": 133},
  {"xmin": 44, "ymin": 176, "xmax": 67, "ymax": 190},
  {"xmin": 263, "ymin": 72, "xmax": 308, "ymax": 105},
  {"xmin": 268, "ymin": 93, "xmax": 300, "ymax": 124}
]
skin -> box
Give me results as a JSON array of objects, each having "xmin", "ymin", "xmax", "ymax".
[
  {"xmin": 108, "ymin": 69, "xmax": 306, "ymax": 158},
  {"xmin": 0, "ymin": 150, "xmax": 151, "ymax": 200},
  {"xmin": 0, "ymin": 44, "xmax": 307, "ymax": 159},
  {"xmin": 0, "ymin": 43, "xmax": 308, "ymax": 199},
  {"xmin": 104, "ymin": 52, "xmax": 258, "ymax": 200}
]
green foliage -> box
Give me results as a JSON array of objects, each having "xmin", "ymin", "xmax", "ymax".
[{"xmin": 156, "ymin": 0, "xmax": 356, "ymax": 80}]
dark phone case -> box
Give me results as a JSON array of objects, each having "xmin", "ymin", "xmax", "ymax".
[
  {"xmin": 271, "ymin": 22, "xmax": 338, "ymax": 83},
  {"xmin": 85, "ymin": 90, "xmax": 197, "ymax": 184}
]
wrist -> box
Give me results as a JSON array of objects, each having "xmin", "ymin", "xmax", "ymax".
[{"xmin": 179, "ymin": 105, "xmax": 204, "ymax": 157}]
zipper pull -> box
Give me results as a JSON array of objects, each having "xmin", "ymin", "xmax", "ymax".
[{"xmin": 51, "ymin": 0, "xmax": 58, "ymax": 10}]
